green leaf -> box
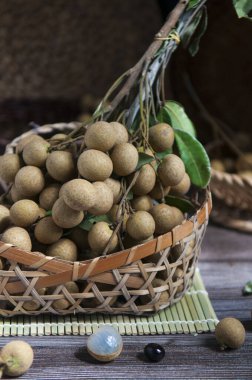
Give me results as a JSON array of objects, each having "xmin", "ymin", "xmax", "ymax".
[
  {"xmin": 175, "ymin": 129, "xmax": 211, "ymax": 188},
  {"xmin": 136, "ymin": 152, "xmax": 155, "ymax": 170},
  {"xmin": 187, "ymin": 0, "xmax": 202, "ymax": 9},
  {"xmin": 45, "ymin": 210, "xmax": 52, "ymax": 216},
  {"xmin": 155, "ymin": 148, "xmax": 172, "ymax": 160},
  {"xmin": 242, "ymin": 280, "xmax": 252, "ymax": 295},
  {"xmin": 188, "ymin": 7, "xmax": 208, "ymax": 56},
  {"xmin": 126, "ymin": 190, "xmax": 134, "ymax": 200},
  {"xmin": 165, "ymin": 195, "xmax": 196, "ymax": 214},
  {"xmin": 79, "ymin": 214, "xmax": 112, "ymax": 231},
  {"xmin": 158, "ymin": 101, "xmax": 196, "ymax": 137},
  {"xmin": 232, "ymin": 0, "xmax": 252, "ymax": 20},
  {"xmin": 182, "ymin": 9, "xmax": 203, "ymax": 48}
]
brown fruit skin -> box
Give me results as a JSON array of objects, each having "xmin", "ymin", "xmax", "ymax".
[
  {"xmin": 15, "ymin": 166, "xmax": 45, "ymax": 196},
  {"xmin": 10, "ymin": 184, "xmax": 25, "ymax": 203},
  {"xmin": 215, "ymin": 317, "xmax": 246, "ymax": 349},
  {"xmin": 10, "ymin": 200, "xmax": 40, "ymax": 227},
  {"xmin": 158, "ymin": 154, "xmax": 185, "ymax": 187},
  {"xmin": 16, "ymin": 134, "xmax": 45, "ymax": 153},
  {"xmin": 0, "ymin": 153, "xmax": 21, "ymax": 183},
  {"xmin": 0, "ymin": 340, "xmax": 34, "ymax": 377},
  {"xmin": 77, "ymin": 149, "xmax": 113, "ymax": 181},
  {"xmin": 88, "ymin": 182, "xmax": 114, "ymax": 216},
  {"xmin": 126, "ymin": 211, "xmax": 155, "ymax": 241},
  {"xmin": 140, "ymin": 278, "xmax": 169, "ymax": 305},
  {"xmin": 150, "ymin": 204, "xmax": 184, "ymax": 235},
  {"xmin": 131, "ymin": 195, "xmax": 153, "ymax": 211},
  {"xmin": 2, "ymin": 226, "xmax": 32, "ymax": 251},
  {"xmin": 108, "ymin": 205, "xmax": 129, "ymax": 230},
  {"xmin": 85, "ymin": 121, "xmax": 116, "ymax": 152},
  {"xmin": 129, "ymin": 164, "xmax": 156, "ymax": 195},
  {"xmin": 52, "ymin": 197, "xmax": 84, "ymax": 229},
  {"xmin": 149, "ymin": 123, "xmax": 174, "ymax": 152},
  {"xmin": 23, "ymin": 288, "xmax": 46, "ymax": 311},
  {"xmin": 49, "ymin": 133, "xmax": 67, "ymax": 145},
  {"xmin": 170, "ymin": 173, "xmax": 191, "ymax": 196},
  {"xmin": 39, "ymin": 183, "xmax": 61, "ymax": 210},
  {"xmin": 148, "ymin": 179, "xmax": 170, "ymax": 200},
  {"xmin": 62, "ymin": 179, "xmax": 96, "ymax": 211},
  {"xmin": 211, "ymin": 159, "xmax": 225, "ymax": 172},
  {"xmin": 0, "ymin": 205, "xmax": 10, "ymax": 233},
  {"xmin": 110, "ymin": 143, "xmax": 139, "ymax": 176},
  {"xmin": 68, "ymin": 227, "xmax": 90, "ymax": 251},
  {"xmin": 46, "ymin": 238, "xmax": 78, "ymax": 262},
  {"xmin": 23, "ymin": 139, "xmax": 50, "ymax": 167},
  {"xmin": 236, "ymin": 153, "xmax": 252, "ymax": 172},
  {"xmin": 46, "ymin": 151, "xmax": 75, "ymax": 182},
  {"xmin": 88, "ymin": 221, "xmax": 118, "ymax": 254},
  {"xmin": 34, "ymin": 216, "xmax": 63, "ymax": 245},
  {"xmin": 104, "ymin": 178, "xmax": 122, "ymax": 204},
  {"xmin": 51, "ymin": 281, "xmax": 79, "ymax": 310},
  {"xmin": 110, "ymin": 122, "xmax": 129, "ymax": 144}
]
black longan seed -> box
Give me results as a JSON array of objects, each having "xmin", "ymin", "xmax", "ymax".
[{"xmin": 144, "ymin": 343, "xmax": 165, "ymax": 362}]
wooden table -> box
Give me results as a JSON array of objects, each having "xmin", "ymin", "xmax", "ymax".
[{"xmin": 0, "ymin": 225, "xmax": 251, "ymax": 379}]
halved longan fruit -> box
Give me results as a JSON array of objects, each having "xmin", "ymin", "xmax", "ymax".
[
  {"xmin": 126, "ymin": 211, "xmax": 155, "ymax": 241},
  {"xmin": 110, "ymin": 122, "xmax": 129, "ymax": 144},
  {"xmin": 170, "ymin": 173, "xmax": 191, "ymax": 196},
  {"xmin": 39, "ymin": 183, "xmax": 61, "ymax": 210},
  {"xmin": 46, "ymin": 151, "xmax": 75, "ymax": 182},
  {"xmin": 0, "ymin": 153, "xmax": 21, "ymax": 183},
  {"xmin": 150, "ymin": 204, "xmax": 184, "ymax": 234},
  {"xmin": 0, "ymin": 205, "xmax": 10, "ymax": 233},
  {"xmin": 10, "ymin": 199, "xmax": 40, "ymax": 227},
  {"xmin": 131, "ymin": 195, "xmax": 153, "ymax": 211},
  {"xmin": 110, "ymin": 143, "xmax": 138, "ymax": 176},
  {"xmin": 149, "ymin": 123, "xmax": 174, "ymax": 152},
  {"xmin": 34, "ymin": 216, "xmax": 63, "ymax": 245},
  {"xmin": 77, "ymin": 149, "xmax": 113, "ymax": 181},
  {"xmin": 23, "ymin": 139, "xmax": 50, "ymax": 167},
  {"xmin": 88, "ymin": 221, "xmax": 118, "ymax": 254},
  {"xmin": 15, "ymin": 166, "xmax": 45, "ymax": 196},
  {"xmin": 62, "ymin": 179, "xmax": 96, "ymax": 211},
  {"xmin": 46, "ymin": 238, "xmax": 78, "ymax": 262},
  {"xmin": 52, "ymin": 197, "xmax": 84, "ymax": 228},
  {"xmin": 158, "ymin": 154, "xmax": 185, "ymax": 187},
  {"xmin": 2, "ymin": 226, "xmax": 32, "ymax": 251},
  {"xmin": 85, "ymin": 121, "xmax": 116, "ymax": 152},
  {"xmin": 104, "ymin": 178, "xmax": 122, "ymax": 204},
  {"xmin": 129, "ymin": 164, "xmax": 156, "ymax": 195},
  {"xmin": 88, "ymin": 182, "xmax": 114, "ymax": 216}
]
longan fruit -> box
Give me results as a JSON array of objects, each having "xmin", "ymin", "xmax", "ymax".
[
  {"xmin": 62, "ymin": 179, "xmax": 96, "ymax": 211},
  {"xmin": 148, "ymin": 179, "xmax": 170, "ymax": 200},
  {"xmin": 104, "ymin": 178, "xmax": 122, "ymax": 204},
  {"xmin": 158, "ymin": 154, "xmax": 185, "ymax": 187},
  {"xmin": 149, "ymin": 123, "xmax": 174, "ymax": 152},
  {"xmin": 49, "ymin": 133, "xmax": 68, "ymax": 144},
  {"xmin": 150, "ymin": 204, "xmax": 184, "ymax": 235},
  {"xmin": 126, "ymin": 211, "xmax": 155, "ymax": 241},
  {"xmin": 77, "ymin": 149, "xmax": 113, "ymax": 181},
  {"xmin": 47, "ymin": 238, "xmax": 78, "ymax": 262},
  {"xmin": 46, "ymin": 151, "xmax": 75, "ymax": 182},
  {"xmin": 88, "ymin": 182, "xmax": 113, "ymax": 216},
  {"xmin": 15, "ymin": 166, "xmax": 45, "ymax": 196},
  {"xmin": 236, "ymin": 153, "xmax": 252, "ymax": 172},
  {"xmin": 211, "ymin": 159, "xmax": 225, "ymax": 172},
  {"xmin": 124, "ymin": 234, "xmax": 154, "ymax": 249},
  {"xmin": 88, "ymin": 221, "xmax": 118, "ymax": 254},
  {"xmin": 51, "ymin": 281, "xmax": 79, "ymax": 310},
  {"xmin": 10, "ymin": 199, "xmax": 40, "ymax": 227},
  {"xmin": 130, "ymin": 164, "xmax": 156, "ymax": 195},
  {"xmin": 0, "ymin": 340, "xmax": 34, "ymax": 377},
  {"xmin": 34, "ymin": 216, "xmax": 63, "ymax": 244},
  {"xmin": 23, "ymin": 139, "xmax": 50, "ymax": 167},
  {"xmin": 0, "ymin": 205, "xmax": 10, "ymax": 233},
  {"xmin": 0, "ymin": 153, "xmax": 21, "ymax": 183},
  {"xmin": 52, "ymin": 197, "xmax": 84, "ymax": 228},
  {"xmin": 10, "ymin": 184, "xmax": 26, "ymax": 203},
  {"xmin": 39, "ymin": 183, "xmax": 61, "ymax": 210},
  {"xmin": 144, "ymin": 148, "xmax": 157, "ymax": 169},
  {"xmin": 85, "ymin": 121, "xmax": 116, "ymax": 152},
  {"xmin": 108, "ymin": 204, "xmax": 129, "ymax": 230},
  {"xmin": 110, "ymin": 143, "xmax": 138, "ymax": 176},
  {"xmin": 110, "ymin": 122, "xmax": 129, "ymax": 144},
  {"xmin": 170, "ymin": 173, "xmax": 191, "ymax": 195},
  {"xmin": 23, "ymin": 288, "xmax": 46, "ymax": 311},
  {"xmin": 68, "ymin": 227, "xmax": 90, "ymax": 251},
  {"xmin": 239, "ymin": 170, "xmax": 252, "ymax": 181},
  {"xmin": 131, "ymin": 195, "xmax": 153, "ymax": 211},
  {"xmin": 215, "ymin": 317, "xmax": 246, "ymax": 350},
  {"xmin": 2, "ymin": 226, "xmax": 32, "ymax": 251},
  {"xmin": 140, "ymin": 278, "xmax": 169, "ymax": 305},
  {"xmin": 16, "ymin": 134, "xmax": 44, "ymax": 153}
]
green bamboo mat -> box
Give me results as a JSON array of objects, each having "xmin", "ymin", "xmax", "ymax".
[{"xmin": 0, "ymin": 268, "xmax": 218, "ymax": 336}]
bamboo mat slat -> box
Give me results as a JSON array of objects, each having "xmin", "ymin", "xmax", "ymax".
[{"xmin": 0, "ymin": 269, "xmax": 218, "ymax": 336}]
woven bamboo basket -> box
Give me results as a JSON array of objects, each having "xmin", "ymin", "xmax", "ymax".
[{"xmin": 0, "ymin": 123, "xmax": 212, "ymax": 316}]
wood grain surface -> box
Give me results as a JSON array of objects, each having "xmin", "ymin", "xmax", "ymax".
[{"xmin": 0, "ymin": 224, "xmax": 251, "ymax": 379}]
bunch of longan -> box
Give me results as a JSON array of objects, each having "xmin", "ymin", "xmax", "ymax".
[{"xmin": 0, "ymin": 121, "xmax": 191, "ymax": 310}]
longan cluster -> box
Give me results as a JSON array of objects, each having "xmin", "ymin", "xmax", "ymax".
[{"xmin": 0, "ymin": 121, "xmax": 191, "ymax": 309}]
